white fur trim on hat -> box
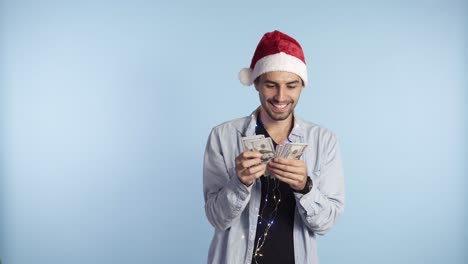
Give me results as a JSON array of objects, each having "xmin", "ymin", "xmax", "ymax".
[
  {"xmin": 239, "ymin": 67, "xmax": 253, "ymax": 86},
  {"xmin": 252, "ymin": 52, "xmax": 307, "ymax": 86}
]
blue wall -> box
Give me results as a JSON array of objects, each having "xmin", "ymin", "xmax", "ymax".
[{"xmin": 1, "ymin": 0, "xmax": 467, "ymax": 263}]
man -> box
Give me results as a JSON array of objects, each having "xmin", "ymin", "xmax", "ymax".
[{"xmin": 203, "ymin": 30, "xmax": 345, "ymax": 264}]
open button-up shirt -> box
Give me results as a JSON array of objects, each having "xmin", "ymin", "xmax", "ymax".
[{"xmin": 203, "ymin": 110, "xmax": 345, "ymax": 264}]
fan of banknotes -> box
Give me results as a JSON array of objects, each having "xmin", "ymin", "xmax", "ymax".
[{"xmin": 242, "ymin": 135, "xmax": 308, "ymax": 163}]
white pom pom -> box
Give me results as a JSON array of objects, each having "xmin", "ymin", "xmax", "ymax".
[{"xmin": 239, "ymin": 68, "xmax": 253, "ymax": 86}]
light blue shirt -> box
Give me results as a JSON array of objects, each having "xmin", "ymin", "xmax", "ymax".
[{"xmin": 203, "ymin": 109, "xmax": 345, "ymax": 264}]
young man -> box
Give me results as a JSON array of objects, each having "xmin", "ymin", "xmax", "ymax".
[{"xmin": 203, "ymin": 30, "xmax": 345, "ymax": 264}]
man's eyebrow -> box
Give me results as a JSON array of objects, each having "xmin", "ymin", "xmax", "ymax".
[
  {"xmin": 264, "ymin": 79, "xmax": 300, "ymax": 84},
  {"xmin": 264, "ymin": 79, "xmax": 278, "ymax": 84},
  {"xmin": 286, "ymin": 80, "xmax": 300, "ymax": 85},
  {"xmin": 263, "ymin": 79, "xmax": 300, "ymax": 85}
]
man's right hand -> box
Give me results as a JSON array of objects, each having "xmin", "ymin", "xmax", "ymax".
[{"xmin": 235, "ymin": 151, "xmax": 266, "ymax": 186}]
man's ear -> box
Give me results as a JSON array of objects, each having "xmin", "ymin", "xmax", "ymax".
[{"xmin": 254, "ymin": 77, "xmax": 261, "ymax": 91}]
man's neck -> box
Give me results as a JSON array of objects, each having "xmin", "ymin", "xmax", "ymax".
[{"xmin": 258, "ymin": 108, "xmax": 293, "ymax": 144}]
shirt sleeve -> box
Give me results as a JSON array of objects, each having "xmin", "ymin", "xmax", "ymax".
[
  {"xmin": 203, "ymin": 128, "xmax": 252, "ymax": 231},
  {"xmin": 294, "ymin": 132, "xmax": 345, "ymax": 235}
]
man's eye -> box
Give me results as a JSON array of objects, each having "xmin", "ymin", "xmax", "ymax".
[
  {"xmin": 287, "ymin": 85, "xmax": 297, "ymax": 89},
  {"xmin": 266, "ymin": 84, "xmax": 275, "ymax": 88}
]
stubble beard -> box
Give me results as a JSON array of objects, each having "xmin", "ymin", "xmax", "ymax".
[{"xmin": 263, "ymin": 99, "xmax": 296, "ymax": 121}]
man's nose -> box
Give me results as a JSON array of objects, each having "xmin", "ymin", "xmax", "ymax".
[{"xmin": 275, "ymin": 87, "xmax": 286, "ymax": 101}]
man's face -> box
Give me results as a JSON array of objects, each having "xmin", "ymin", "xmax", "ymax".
[{"xmin": 255, "ymin": 71, "xmax": 304, "ymax": 122}]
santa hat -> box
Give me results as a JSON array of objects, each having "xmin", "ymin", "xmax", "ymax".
[{"xmin": 239, "ymin": 30, "xmax": 307, "ymax": 86}]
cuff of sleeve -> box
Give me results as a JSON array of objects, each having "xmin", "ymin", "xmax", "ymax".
[
  {"xmin": 228, "ymin": 175, "xmax": 252, "ymax": 200},
  {"xmin": 294, "ymin": 180, "xmax": 323, "ymax": 215}
]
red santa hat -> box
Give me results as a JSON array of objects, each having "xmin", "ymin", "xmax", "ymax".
[{"xmin": 239, "ymin": 30, "xmax": 308, "ymax": 86}]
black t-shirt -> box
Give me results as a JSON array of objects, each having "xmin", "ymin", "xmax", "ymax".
[{"xmin": 251, "ymin": 117, "xmax": 295, "ymax": 264}]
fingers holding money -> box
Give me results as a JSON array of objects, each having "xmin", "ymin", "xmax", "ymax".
[
  {"xmin": 236, "ymin": 151, "xmax": 261, "ymax": 168},
  {"xmin": 235, "ymin": 151, "xmax": 267, "ymax": 186},
  {"xmin": 269, "ymin": 158, "xmax": 307, "ymax": 191},
  {"xmin": 239, "ymin": 135, "xmax": 308, "ymax": 186},
  {"xmin": 269, "ymin": 158, "xmax": 305, "ymax": 174}
]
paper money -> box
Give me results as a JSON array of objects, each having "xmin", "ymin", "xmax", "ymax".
[
  {"xmin": 242, "ymin": 135, "xmax": 308, "ymax": 161},
  {"xmin": 283, "ymin": 143, "xmax": 308, "ymax": 160},
  {"xmin": 242, "ymin": 135, "xmax": 275, "ymax": 163}
]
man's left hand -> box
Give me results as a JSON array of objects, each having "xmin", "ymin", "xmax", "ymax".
[{"xmin": 268, "ymin": 158, "xmax": 307, "ymax": 191}]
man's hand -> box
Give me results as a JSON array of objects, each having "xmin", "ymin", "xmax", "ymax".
[
  {"xmin": 269, "ymin": 158, "xmax": 307, "ymax": 191},
  {"xmin": 235, "ymin": 151, "xmax": 267, "ymax": 186}
]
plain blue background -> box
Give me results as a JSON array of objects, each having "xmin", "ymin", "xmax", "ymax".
[{"xmin": 1, "ymin": 0, "xmax": 467, "ymax": 263}]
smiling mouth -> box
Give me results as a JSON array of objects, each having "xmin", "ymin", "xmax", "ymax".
[
  {"xmin": 273, "ymin": 103, "xmax": 288, "ymax": 109},
  {"xmin": 269, "ymin": 101, "xmax": 291, "ymax": 112}
]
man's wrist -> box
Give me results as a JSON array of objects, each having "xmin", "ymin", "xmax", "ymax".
[{"xmin": 293, "ymin": 177, "xmax": 313, "ymax": 194}]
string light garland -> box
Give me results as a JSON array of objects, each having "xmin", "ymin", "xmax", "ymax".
[
  {"xmin": 251, "ymin": 121, "xmax": 293, "ymax": 263},
  {"xmin": 253, "ymin": 176, "xmax": 283, "ymax": 264}
]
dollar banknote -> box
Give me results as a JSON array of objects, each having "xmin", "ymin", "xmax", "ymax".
[
  {"xmin": 242, "ymin": 135, "xmax": 307, "ymax": 162},
  {"xmin": 242, "ymin": 135, "xmax": 275, "ymax": 163}
]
